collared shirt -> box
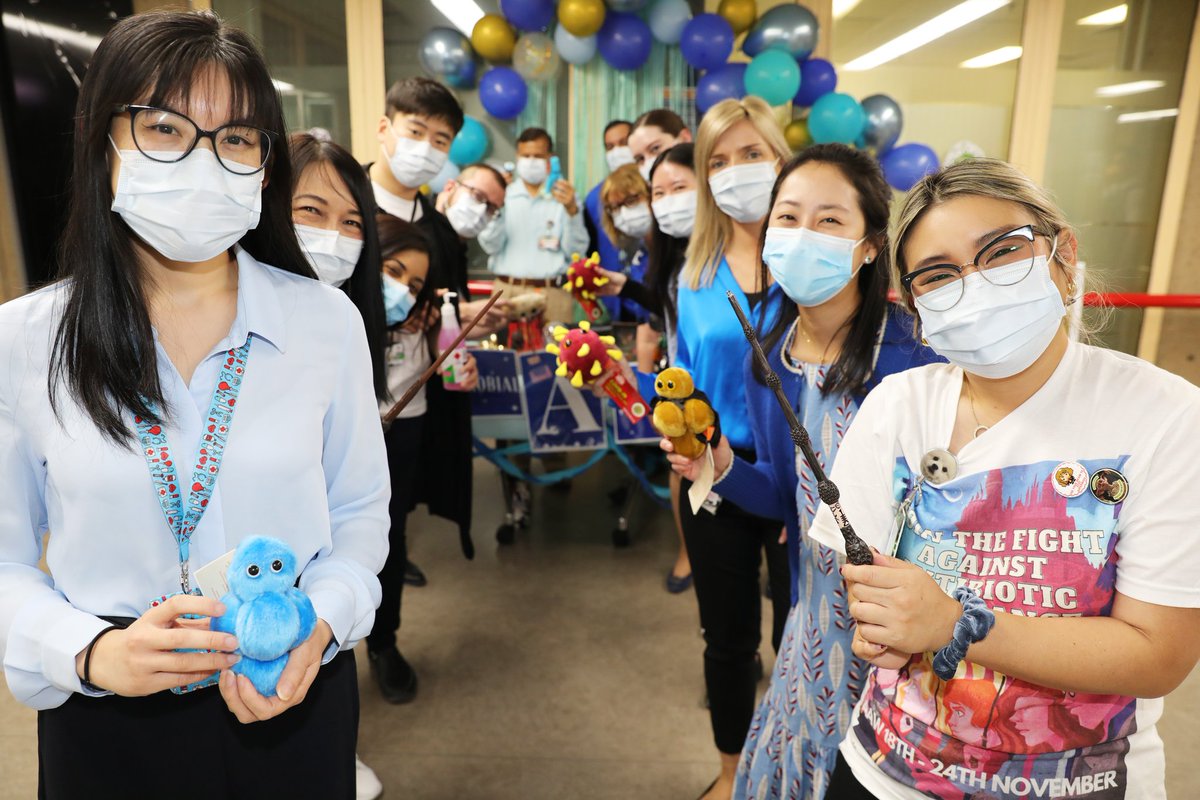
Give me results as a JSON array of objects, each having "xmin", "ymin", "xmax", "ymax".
[
  {"xmin": 373, "ymin": 180, "xmax": 423, "ymax": 222},
  {"xmin": 0, "ymin": 249, "xmax": 390, "ymax": 710},
  {"xmin": 478, "ymin": 180, "xmax": 589, "ymax": 279}
]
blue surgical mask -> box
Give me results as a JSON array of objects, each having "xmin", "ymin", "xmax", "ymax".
[
  {"xmin": 382, "ymin": 274, "xmax": 416, "ymax": 326},
  {"xmin": 763, "ymin": 227, "xmax": 867, "ymax": 307}
]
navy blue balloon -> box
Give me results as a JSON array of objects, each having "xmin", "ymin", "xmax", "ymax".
[
  {"xmin": 500, "ymin": 0, "xmax": 555, "ymax": 31},
  {"xmin": 794, "ymin": 58, "xmax": 837, "ymax": 107},
  {"xmin": 597, "ymin": 11, "xmax": 653, "ymax": 71},
  {"xmin": 479, "ymin": 67, "xmax": 528, "ymax": 119},
  {"xmin": 880, "ymin": 143, "xmax": 939, "ymax": 191},
  {"xmin": 680, "ymin": 13, "xmax": 734, "ymax": 71},
  {"xmin": 696, "ymin": 62, "xmax": 746, "ymax": 114}
]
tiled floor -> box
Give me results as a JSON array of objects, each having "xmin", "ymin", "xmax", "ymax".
[{"xmin": 2, "ymin": 455, "xmax": 1198, "ymax": 798}]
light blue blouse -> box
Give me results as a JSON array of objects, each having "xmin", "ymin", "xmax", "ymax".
[{"xmin": 0, "ymin": 249, "xmax": 390, "ymax": 709}]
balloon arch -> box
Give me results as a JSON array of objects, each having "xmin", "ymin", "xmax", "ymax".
[{"xmin": 416, "ymin": 0, "xmax": 942, "ymax": 191}]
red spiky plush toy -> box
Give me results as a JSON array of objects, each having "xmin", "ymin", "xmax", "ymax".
[
  {"xmin": 565, "ymin": 252, "xmax": 608, "ymax": 322},
  {"xmin": 545, "ymin": 321, "xmax": 648, "ymax": 423}
]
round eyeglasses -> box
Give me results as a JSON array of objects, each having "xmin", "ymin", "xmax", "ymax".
[
  {"xmin": 901, "ymin": 225, "xmax": 1055, "ymax": 312},
  {"xmin": 112, "ymin": 104, "xmax": 274, "ymax": 175}
]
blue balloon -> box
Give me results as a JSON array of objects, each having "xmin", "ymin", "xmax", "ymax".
[
  {"xmin": 500, "ymin": 0, "xmax": 555, "ymax": 31},
  {"xmin": 696, "ymin": 62, "xmax": 746, "ymax": 115},
  {"xmin": 880, "ymin": 143, "xmax": 939, "ymax": 191},
  {"xmin": 807, "ymin": 92, "xmax": 866, "ymax": 144},
  {"xmin": 479, "ymin": 67, "xmax": 528, "ymax": 119},
  {"xmin": 449, "ymin": 115, "xmax": 489, "ymax": 166},
  {"xmin": 647, "ymin": 0, "xmax": 692, "ymax": 45},
  {"xmin": 744, "ymin": 49, "xmax": 801, "ymax": 106},
  {"xmin": 554, "ymin": 24, "xmax": 597, "ymax": 65},
  {"xmin": 680, "ymin": 13, "xmax": 734, "ymax": 70},
  {"xmin": 429, "ymin": 159, "xmax": 460, "ymax": 193},
  {"xmin": 794, "ymin": 58, "xmax": 837, "ymax": 107},
  {"xmin": 597, "ymin": 12, "xmax": 652, "ymax": 71}
]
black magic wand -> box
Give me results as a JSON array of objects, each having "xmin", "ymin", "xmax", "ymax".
[{"xmin": 726, "ymin": 291, "xmax": 874, "ymax": 566}]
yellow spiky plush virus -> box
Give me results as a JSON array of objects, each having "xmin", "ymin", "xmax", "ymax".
[
  {"xmin": 544, "ymin": 320, "xmax": 624, "ymax": 389},
  {"xmin": 565, "ymin": 252, "xmax": 609, "ymax": 300}
]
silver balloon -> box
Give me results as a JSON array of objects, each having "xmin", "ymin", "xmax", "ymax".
[
  {"xmin": 860, "ymin": 94, "xmax": 903, "ymax": 154},
  {"xmin": 418, "ymin": 27, "xmax": 477, "ymax": 89},
  {"xmin": 742, "ymin": 4, "xmax": 818, "ymax": 60},
  {"xmin": 607, "ymin": 0, "xmax": 647, "ymax": 10}
]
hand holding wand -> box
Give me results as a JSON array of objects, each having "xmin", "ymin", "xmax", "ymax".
[
  {"xmin": 726, "ymin": 291, "xmax": 874, "ymax": 565},
  {"xmin": 382, "ymin": 292, "xmax": 503, "ymax": 425}
]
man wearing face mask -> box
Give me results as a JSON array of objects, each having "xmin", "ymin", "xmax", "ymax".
[
  {"xmin": 478, "ymin": 127, "xmax": 589, "ymax": 325},
  {"xmin": 435, "ymin": 162, "xmax": 508, "ymax": 241}
]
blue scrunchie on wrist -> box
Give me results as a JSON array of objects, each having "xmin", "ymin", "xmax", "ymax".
[{"xmin": 932, "ymin": 587, "xmax": 996, "ymax": 680}]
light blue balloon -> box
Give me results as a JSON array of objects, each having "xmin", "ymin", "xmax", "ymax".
[
  {"xmin": 554, "ymin": 24, "xmax": 597, "ymax": 64},
  {"xmin": 449, "ymin": 115, "xmax": 489, "ymax": 166},
  {"xmin": 743, "ymin": 49, "xmax": 801, "ymax": 106},
  {"xmin": 647, "ymin": 0, "xmax": 692, "ymax": 45},
  {"xmin": 429, "ymin": 159, "xmax": 460, "ymax": 193},
  {"xmin": 808, "ymin": 92, "xmax": 866, "ymax": 144}
]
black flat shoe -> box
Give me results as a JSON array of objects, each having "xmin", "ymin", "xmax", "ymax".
[
  {"xmin": 368, "ymin": 647, "xmax": 418, "ymax": 704},
  {"xmin": 695, "ymin": 778, "xmax": 718, "ymax": 800},
  {"xmin": 404, "ymin": 560, "xmax": 427, "ymax": 587}
]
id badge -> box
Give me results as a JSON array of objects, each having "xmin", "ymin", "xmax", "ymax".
[
  {"xmin": 537, "ymin": 235, "xmax": 561, "ymax": 252},
  {"xmin": 701, "ymin": 491, "xmax": 722, "ymax": 515},
  {"xmin": 886, "ymin": 479, "xmax": 923, "ymax": 558}
]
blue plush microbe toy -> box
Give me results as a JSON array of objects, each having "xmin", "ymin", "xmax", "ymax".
[{"xmin": 211, "ymin": 536, "xmax": 316, "ymax": 697}]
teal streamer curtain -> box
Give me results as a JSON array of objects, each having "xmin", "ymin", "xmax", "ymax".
[
  {"xmin": 515, "ymin": 74, "xmax": 560, "ymax": 148},
  {"xmin": 569, "ymin": 43, "xmax": 695, "ymax": 195}
]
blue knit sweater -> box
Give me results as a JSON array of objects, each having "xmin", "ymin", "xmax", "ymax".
[{"xmin": 716, "ymin": 305, "xmax": 943, "ymax": 603}]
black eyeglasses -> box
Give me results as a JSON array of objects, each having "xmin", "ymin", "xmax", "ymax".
[
  {"xmin": 901, "ymin": 225, "xmax": 1055, "ymax": 312},
  {"xmin": 112, "ymin": 104, "xmax": 274, "ymax": 175},
  {"xmin": 456, "ymin": 181, "xmax": 500, "ymax": 219},
  {"xmin": 604, "ymin": 194, "xmax": 648, "ymax": 215}
]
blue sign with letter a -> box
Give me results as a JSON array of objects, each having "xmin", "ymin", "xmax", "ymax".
[{"xmin": 520, "ymin": 353, "xmax": 606, "ymax": 452}]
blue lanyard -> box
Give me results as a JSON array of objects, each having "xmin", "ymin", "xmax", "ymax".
[{"xmin": 136, "ymin": 339, "xmax": 252, "ymax": 593}]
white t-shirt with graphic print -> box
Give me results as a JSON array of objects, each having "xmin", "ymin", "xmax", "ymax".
[{"xmin": 809, "ymin": 341, "xmax": 1200, "ymax": 800}]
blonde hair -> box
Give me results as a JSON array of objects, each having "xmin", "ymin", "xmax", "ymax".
[
  {"xmin": 685, "ymin": 97, "xmax": 790, "ymax": 290},
  {"xmin": 600, "ymin": 164, "xmax": 650, "ymax": 245}
]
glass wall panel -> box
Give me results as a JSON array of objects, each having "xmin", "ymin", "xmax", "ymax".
[
  {"xmin": 214, "ymin": 0, "xmax": 352, "ymax": 148},
  {"xmin": 1044, "ymin": 0, "xmax": 1198, "ymax": 353}
]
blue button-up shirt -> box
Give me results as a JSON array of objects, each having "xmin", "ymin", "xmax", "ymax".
[
  {"xmin": 0, "ymin": 249, "xmax": 389, "ymax": 709},
  {"xmin": 479, "ymin": 180, "xmax": 589, "ymax": 279}
]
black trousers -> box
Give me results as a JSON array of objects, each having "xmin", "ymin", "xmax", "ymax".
[
  {"xmin": 680, "ymin": 476, "xmax": 790, "ymax": 755},
  {"xmin": 827, "ymin": 752, "xmax": 879, "ymax": 799},
  {"xmin": 367, "ymin": 414, "xmax": 425, "ymax": 653},
  {"xmin": 38, "ymin": 650, "xmax": 358, "ymax": 799}
]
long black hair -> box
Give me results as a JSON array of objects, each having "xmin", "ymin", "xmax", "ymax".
[
  {"xmin": 644, "ymin": 142, "xmax": 694, "ymax": 331},
  {"xmin": 753, "ymin": 143, "xmax": 893, "ymax": 397},
  {"xmin": 49, "ymin": 10, "xmax": 314, "ymax": 445},
  {"xmin": 290, "ymin": 132, "xmax": 388, "ymax": 401}
]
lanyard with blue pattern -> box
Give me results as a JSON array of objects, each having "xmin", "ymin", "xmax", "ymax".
[{"xmin": 135, "ymin": 339, "xmax": 252, "ymax": 593}]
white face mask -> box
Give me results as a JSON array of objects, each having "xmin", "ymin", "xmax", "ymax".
[
  {"xmin": 916, "ymin": 255, "xmax": 1067, "ymax": 379},
  {"xmin": 295, "ymin": 224, "xmax": 363, "ymax": 287},
  {"xmin": 110, "ymin": 139, "xmax": 262, "ymax": 263},
  {"xmin": 446, "ymin": 189, "xmax": 490, "ymax": 239},
  {"xmin": 385, "ymin": 130, "xmax": 448, "ymax": 189},
  {"xmin": 708, "ymin": 161, "xmax": 778, "ymax": 223},
  {"xmin": 613, "ymin": 202, "xmax": 653, "ymax": 238},
  {"xmin": 638, "ymin": 160, "xmax": 654, "ymax": 183},
  {"xmin": 651, "ymin": 190, "xmax": 696, "ymax": 238},
  {"xmin": 516, "ymin": 157, "xmax": 549, "ymax": 186},
  {"xmin": 606, "ymin": 146, "xmax": 635, "ymax": 172}
]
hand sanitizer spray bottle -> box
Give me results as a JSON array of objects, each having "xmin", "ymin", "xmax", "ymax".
[{"xmin": 438, "ymin": 292, "xmax": 467, "ymax": 391}]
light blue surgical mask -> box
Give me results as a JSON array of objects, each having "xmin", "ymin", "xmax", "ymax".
[
  {"xmin": 382, "ymin": 274, "xmax": 416, "ymax": 326},
  {"xmin": 763, "ymin": 227, "xmax": 867, "ymax": 307}
]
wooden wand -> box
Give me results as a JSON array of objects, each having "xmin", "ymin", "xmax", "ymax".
[
  {"xmin": 726, "ymin": 291, "xmax": 874, "ymax": 566},
  {"xmin": 382, "ymin": 292, "xmax": 503, "ymax": 425}
]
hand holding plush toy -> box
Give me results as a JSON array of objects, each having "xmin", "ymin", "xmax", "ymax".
[
  {"xmin": 565, "ymin": 252, "xmax": 609, "ymax": 323},
  {"xmin": 211, "ymin": 536, "xmax": 316, "ymax": 697},
  {"xmin": 651, "ymin": 367, "xmax": 720, "ymax": 460},
  {"xmin": 546, "ymin": 320, "xmax": 648, "ymax": 422}
]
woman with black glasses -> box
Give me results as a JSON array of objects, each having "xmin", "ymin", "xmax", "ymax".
[
  {"xmin": 0, "ymin": 12, "xmax": 388, "ymax": 799},
  {"xmin": 812, "ymin": 158, "xmax": 1200, "ymax": 799}
]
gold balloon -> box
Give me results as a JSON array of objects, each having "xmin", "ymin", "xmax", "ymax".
[
  {"xmin": 785, "ymin": 118, "xmax": 812, "ymax": 151},
  {"xmin": 718, "ymin": 0, "xmax": 758, "ymax": 35},
  {"xmin": 472, "ymin": 14, "xmax": 517, "ymax": 63},
  {"xmin": 558, "ymin": 0, "xmax": 606, "ymax": 37}
]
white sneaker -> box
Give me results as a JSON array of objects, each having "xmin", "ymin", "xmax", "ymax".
[{"xmin": 356, "ymin": 755, "xmax": 383, "ymax": 800}]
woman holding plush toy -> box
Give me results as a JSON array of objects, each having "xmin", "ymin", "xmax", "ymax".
[
  {"xmin": 0, "ymin": 11, "xmax": 389, "ymax": 798},
  {"xmin": 665, "ymin": 96, "xmax": 793, "ymax": 800},
  {"xmin": 667, "ymin": 144, "xmax": 940, "ymax": 799}
]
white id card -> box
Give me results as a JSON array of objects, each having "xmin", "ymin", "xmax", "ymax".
[{"xmin": 194, "ymin": 549, "xmax": 236, "ymax": 599}]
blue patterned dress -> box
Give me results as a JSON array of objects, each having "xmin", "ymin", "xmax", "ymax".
[{"xmin": 733, "ymin": 359, "xmax": 871, "ymax": 800}]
